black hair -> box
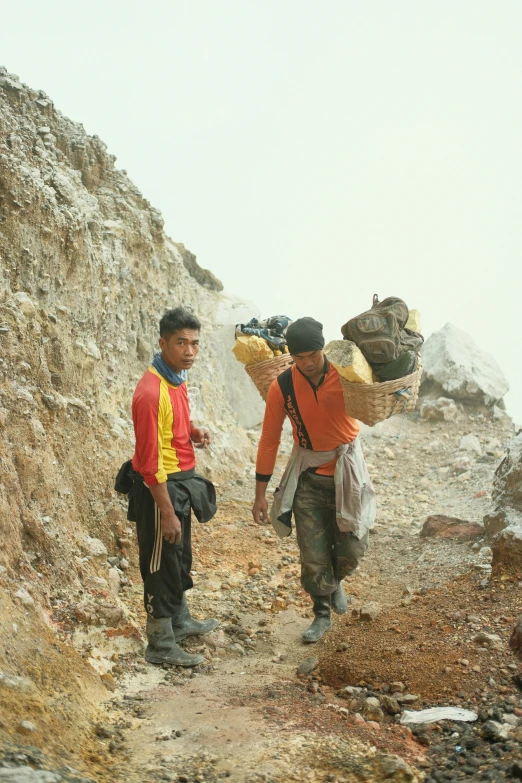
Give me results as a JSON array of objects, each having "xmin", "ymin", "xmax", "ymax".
[{"xmin": 159, "ymin": 307, "xmax": 201, "ymax": 337}]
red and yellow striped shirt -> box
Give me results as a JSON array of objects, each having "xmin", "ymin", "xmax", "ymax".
[{"xmin": 131, "ymin": 367, "xmax": 195, "ymax": 486}]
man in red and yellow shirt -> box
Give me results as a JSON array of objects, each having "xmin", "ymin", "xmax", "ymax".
[
  {"xmin": 131, "ymin": 307, "xmax": 218, "ymax": 667},
  {"xmin": 252, "ymin": 317, "xmax": 375, "ymax": 643}
]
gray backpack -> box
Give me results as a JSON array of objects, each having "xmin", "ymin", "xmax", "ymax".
[{"xmin": 341, "ymin": 294, "xmax": 423, "ymax": 367}]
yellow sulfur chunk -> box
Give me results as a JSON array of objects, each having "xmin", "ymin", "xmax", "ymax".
[
  {"xmin": 324, "ymin": 340, "xmax": 375, "ymax": 384},
  {"xmin": 406, "ymin": 309, "xmax": 421, "ymax": 333},
  {"xmin": 232, "ymin": 334, "xmax": 274, "ymax": 366}
]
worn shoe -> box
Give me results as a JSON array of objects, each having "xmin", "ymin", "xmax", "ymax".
[
  {"xmin": 145, "ymin": 616, "xmax": 205, "ymax": 667},
  {"xmin": 172, "ymin": 593, "xmax": 219, "ymax": 641},
  {"xmin": 331, "ymin": 582, "xmax": 348, "ymax": 615},
  {"xmin": 302, "ymin": 595, "xmax": 332, "ymax": 643}
]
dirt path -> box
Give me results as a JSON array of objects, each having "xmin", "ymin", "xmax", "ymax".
[{"xmin": 87, "ymin": 408, "xmax": 521, "ymax": 783}]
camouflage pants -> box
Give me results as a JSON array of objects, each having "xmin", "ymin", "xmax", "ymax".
[{"xmin": 292, "ymin": 471, "xmax": 369, "ymax": 597}]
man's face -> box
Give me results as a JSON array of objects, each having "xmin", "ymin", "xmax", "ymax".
[
  {"xmin": 291, "ymin": 349, "xmax": 325, "ymax": 378},
  {"xmin": 159, "ymin": 329, "xmax": 200, "ymax": 373}
]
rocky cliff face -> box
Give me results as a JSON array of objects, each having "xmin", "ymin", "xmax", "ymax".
[
  {"xmin": 0, "ymin": 65, "xmax": 259, "ymax": 565},
  {"xmin": 0, "ymin": 67, "xmax": 260, "ymax": 760}
]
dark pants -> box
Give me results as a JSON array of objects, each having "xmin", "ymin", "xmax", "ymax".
[
  {"xmin": 132, "ymin": 478, "xmax": 193, "ymax": 618},
  {"xmin": 292, "ymin": 472, "xmax": 369, "ymax": 597}
]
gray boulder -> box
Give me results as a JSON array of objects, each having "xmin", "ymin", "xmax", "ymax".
[
  {"xmin": 484, "ymin": 432, "xmax": 522, "ymax": 535},
  {"xmin": 421, "ymin": 323, "xmax": 509, "ymax": 406},
  {"xmin": 484, "ymin": 432, "xmax": 522, "ymax": 572}
]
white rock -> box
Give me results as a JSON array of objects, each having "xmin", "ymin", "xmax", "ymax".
[
  {"xmin": 0, "ymin": 672, "xmax": 35, "ymax": 693},
  {"xmin": 459, "ymin": 434, "xmax": 482, "ymax": 455},
  {"xmin": 83, "ymin": 575, "xmax": 109, "ymax": 590},
  {"xmin": 83, "ymin": 536, "xmax": 108, "ymax": 560},
  {"xmin": 103, "ymin": 219, "xmax": 125, "ymax": 238},
  {"xmin": 107, "ymin": 568, "xmax": 121, "ymax": 594},
  {"xmin": 205, "ymin": 629, "xmax": 227, "ymax": 649},
  {"xmin": 15, "ymin": 588, "xmax": 35, "ymax": 608},
  {"xmin": 13, "ymin": 291, "xmax": 37, "ymax": 317},
  {"xmin": 18, "ymin": 720, "xmax": 37, "ymax": 733},
  {"xmin": 420, "ymin": 397, "xmax": 458, "ymax": 421},
  {"xmin": 421, "ymin": 323, "xmax": 509, "ymax": 405}
]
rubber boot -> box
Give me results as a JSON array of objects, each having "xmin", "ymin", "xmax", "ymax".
[
  {"xmin": 302, "ymin": 595, "xmax": 332, "ymax": 643},
  {"xmin": 171, "ymin": 594, "xmax": 219, "ymax": 642},
  {"xmin": 145, "ymin": 616, "xmax": 205, "ymax": 667},
  {"xmin": 331, "ymin": 581, "xmax": 348, "ymax": 615}
]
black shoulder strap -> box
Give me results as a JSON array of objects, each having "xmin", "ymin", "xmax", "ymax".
[{"xmin": 277, "ymin": 368, "xmax": 313, "ymax": 450}]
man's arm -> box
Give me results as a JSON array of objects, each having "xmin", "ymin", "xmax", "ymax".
[{"xmin": 251, "ymin": 382, "xmax": 286, "ymax": 525}]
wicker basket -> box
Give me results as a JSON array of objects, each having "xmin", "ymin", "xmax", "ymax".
[
  {"xmin": 245, "ymin": 354, "xmax": 294, "ymax": 401},
  {"xmin": 339, "ymin": 361, "xmax": 423, "ymax": 426}
]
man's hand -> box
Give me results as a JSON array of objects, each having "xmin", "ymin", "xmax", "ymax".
[
  {"xmin": 191, "ymin": 427, "xmax": 212, "ymax": 449},
  {"xmin": 252, "ymin": 480, "xmax": 269, "ymax": 524},
  {"xmin": 160, "ymin": 506, "xmax": 182, "ymax": 545},
  {"xmin": 252, "ymin": 497, "xmax": 269, "ymax": 524},
  {"xmin": 148, "ymin": 482, "xmax": 182, "ymax": 544}
]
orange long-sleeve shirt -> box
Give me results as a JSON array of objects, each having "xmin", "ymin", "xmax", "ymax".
[
  {"xmin": 256, "ymin": 360, "xmax": 359, "ymax": 481},
  {"xmin": 132, "ymin": 367, "xmax": 196, "ymax": 486}
]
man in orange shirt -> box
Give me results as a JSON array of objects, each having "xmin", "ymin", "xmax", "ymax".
[
  {"xmin": 252, "ymin": 317, "xmax": 375, "ymax": 643},
  {"xmin": 130, "ymin": 307, "xmax": 218, "ymax": 667}
]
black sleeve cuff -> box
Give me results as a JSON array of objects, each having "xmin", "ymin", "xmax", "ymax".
[{"xmin": 255, "ymin": 473, "xmax": 272, "ymax": 483}]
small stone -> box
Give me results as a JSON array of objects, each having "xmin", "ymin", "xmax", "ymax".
[
  {"xmin": 480, "ymin": 720, "xmax": 510, "ymax": 741},
  {"xmin": 359, "ymin": 602, "xmax": 380, "ymax": 621},
  {"xmin": 15, "ymin": 587, "xmax": 35, "ymax": 608},
  {"xmin": 83, "ymin": 536, "xmax": 108, "ymax": 560},
  {"xmin": 361, "ymin": 697, "xmax": 384, "ymax": 723},
  {"xmin": 18, "ymin": 720, "xmax": 37, "ymax": 734},
  {"xmin": 395, "ymin": 693, "xmax": 420, "ymax": 705},
  {"xmin": 380, "ymin": 695, "xmax": 401, "ymax": 715},
  {"xmin": 101, "ymin": 672, "xmax": 116, "ymax": 691},
  {"xmin": 459, "ymin": 434, "xmax": 482, "ymax": 455},
  {"xmin": 95, "ymin": 723, "xmax": 114, "ymax": 738},
  {"xmin": 13, "ymin": 291, "xmax": 37, "ymax": 317},
  {"xmin": 473, "ymin": 632, "xmax": 503, "ymax": 649}
]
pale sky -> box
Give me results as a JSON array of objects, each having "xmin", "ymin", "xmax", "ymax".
[{"xmin": 2, "ymin": 1, "xmax": 521, "ymax": 421}]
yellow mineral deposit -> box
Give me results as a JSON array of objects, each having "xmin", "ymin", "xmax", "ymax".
[
  {"xmin": 232, "ymin": 334, "xmax": 275, "ymax": 365},
  {"xmin": 406, "ymin": 309, "xmax": 421, "ymax": 333},
  {"xmin": 324, "ymin": 340, "xmax": 375, "ymax": 384}
]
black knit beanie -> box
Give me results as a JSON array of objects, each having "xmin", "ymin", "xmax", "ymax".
[{"xmin": 286, "ymin": 317, "xmax": 325, "ymax": 355}]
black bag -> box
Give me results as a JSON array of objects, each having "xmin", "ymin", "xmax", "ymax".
[
  {"xmin": 341, "ymin": 294, "xmax": 423, "ymax": 367},
  {"xmin": 114, "ymin": 460, "xmax": 134, "ymax": 495}
]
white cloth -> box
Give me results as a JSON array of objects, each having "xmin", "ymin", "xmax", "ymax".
[{"xmin": 270, "ymin": 437, "xmax": 376, "ymax": 540}]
